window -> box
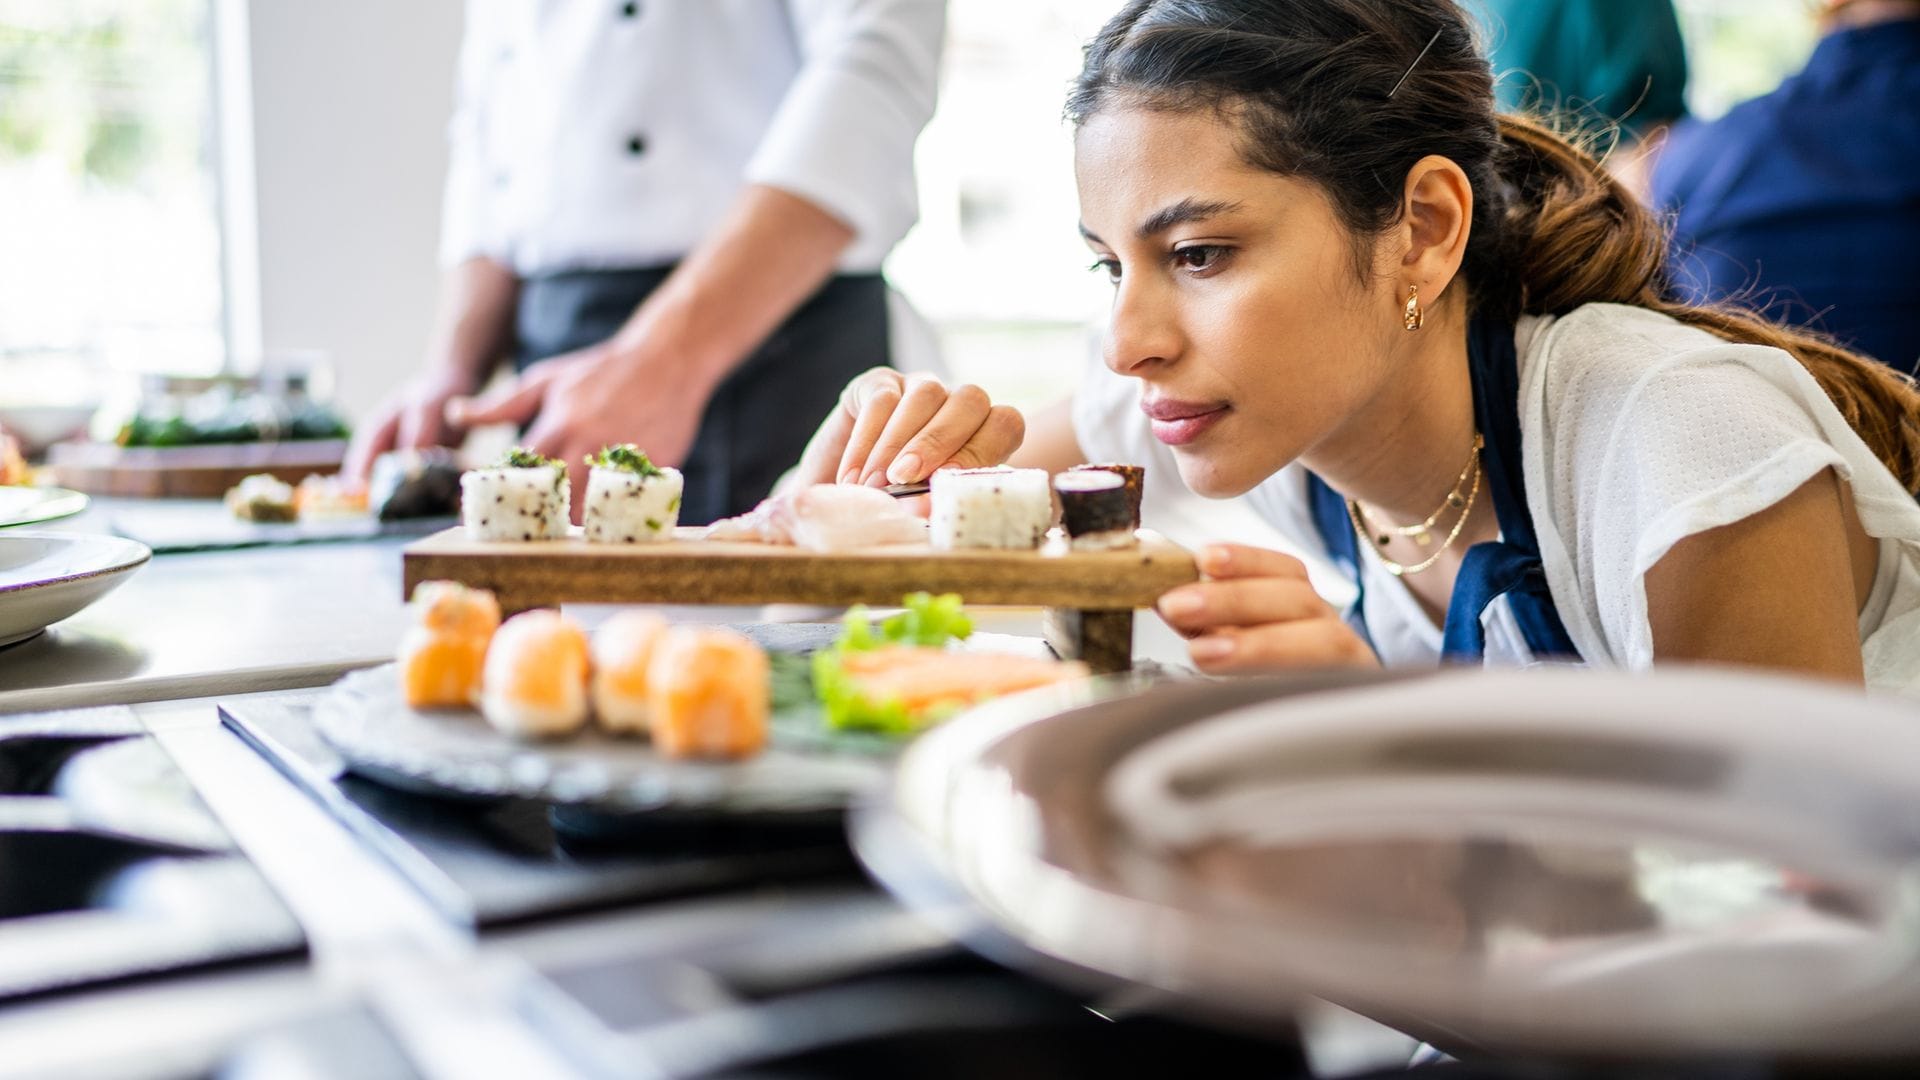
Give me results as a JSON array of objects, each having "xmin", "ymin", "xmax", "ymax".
[{"xmin": 0, "ymin": 0, "xmax": 224, "ymax": 389}]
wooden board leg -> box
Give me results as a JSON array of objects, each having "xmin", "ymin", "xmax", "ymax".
[{"xmin": 1044, "ymin": 608, "xmax": 1134, "ymax": 674}]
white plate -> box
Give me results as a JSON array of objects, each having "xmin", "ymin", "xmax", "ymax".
[
  {"xmin": 854, "ymin": 667, "xmax": 1920, "ymax": 1060},
  {"xmin": 0, "ymin": 486, "xmax": 89, "ymax": 528},
  {"xmin": 0, "ymin": 532, "xmax": 149, "ymax": 647}
]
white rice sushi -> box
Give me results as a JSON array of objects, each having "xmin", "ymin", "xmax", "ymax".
[
  {"xmin": 582, "ymin": 445, "xmax": 682, "ymax": 543},
  {"xmin": 461, "ymin": 448, "xmax": 570, "ymax": 541},
  {"xmin": 929, "ymin": 467, "xmax": 1053, "ymax": 550}
]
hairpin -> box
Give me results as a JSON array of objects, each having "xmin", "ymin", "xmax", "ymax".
[{"xmin": 1386, "ymin": 27, "xmax": 1444, "ymax": 99}]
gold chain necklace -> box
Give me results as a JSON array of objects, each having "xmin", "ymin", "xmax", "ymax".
[
  {"xmin": 1344, "ymin": 434, "xmax": 1484, "ymax": 578},
  {"xmin": 1382, "ymin": 433, "xmax": 1483, "ymax": 547}
]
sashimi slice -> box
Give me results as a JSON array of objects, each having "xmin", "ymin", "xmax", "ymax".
[
  {"xmin": 704, "ymin": 484, "xmax": 926, "ymax": 551},
  {"xmin": 837, "ymin": 646, "xmax": 1089, "ymax": 712}
]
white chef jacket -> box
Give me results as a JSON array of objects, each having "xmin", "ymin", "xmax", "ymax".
[{"xmin": 440, "ymin": 0, "xmax": 945, "ymax": 277}]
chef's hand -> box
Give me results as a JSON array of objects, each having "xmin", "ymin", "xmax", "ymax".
[
  {"xmin": 1155, "ymin": 544, "xmax": 1379, "ymax": 674},
  {"xmin": 785, "ymin": 368, "xmax": 1025, "ymax": 494},
  {"xmin": 446, "ymin": 343, "xmax": 707, "ymax": 518},
  {"xmin": 343, "ymin": 372, "xmax": 471, "ymax": 480}
]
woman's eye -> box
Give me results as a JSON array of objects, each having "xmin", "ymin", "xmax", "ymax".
[
  {"xmin": 1174, "ymin": 245, "xmax": 1226, "ymax": 273},
  {"xmin": 1088, "ymin": 258, "xmax": 1121, "ymax": 283}
]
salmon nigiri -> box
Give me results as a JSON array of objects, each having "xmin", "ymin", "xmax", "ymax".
[
  {"xmin": 399, "ymin": 581, "xmax": 501, "ymax": 709},
  {"xmin": 589, "ymin": 610, "xmax": 670, "ymax": 735},
  {"xmin": 646, "ymin": 627, "xmax": 769, "ymax": 759},
  {"xmin": 479, "ymin": 609, "xmax": 590, "ymax": 738}
]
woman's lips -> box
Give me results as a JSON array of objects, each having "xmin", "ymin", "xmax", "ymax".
[{"xmin": 1142, "ymin": 397, "xmax": 1229, "ymax": 446}]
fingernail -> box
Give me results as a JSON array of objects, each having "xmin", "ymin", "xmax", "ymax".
[
  {"xmin": 1200, "ymin": 545, "xmax": 1231, "ymax": 575},
  {"xmin": 1192, "ymin": 636, "xmax": 1234, "ymax": 662},
  {"xmin": 839, "ymin": 469, "xmax": 861, "ymax": 485},
  {"xmin": 1159, "ymin": 590, "xmax": 1202, "ymax": 618},
  {"xmin": 863, "ymin": 470, "xmax": 890, "ymax": 488},
  {"xmin": 889, "ymin": 453, "xmax": 923, "ymax": 483}
]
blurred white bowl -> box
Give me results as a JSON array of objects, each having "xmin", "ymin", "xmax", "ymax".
[{"xmin": 0, "ymin": 403, "xmax": 100, "ymax": 456}]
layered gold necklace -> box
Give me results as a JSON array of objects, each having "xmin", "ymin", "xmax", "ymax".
[{"xmin": 1345, "ymin": 433, "xmax": 1483, "ymax": 577}]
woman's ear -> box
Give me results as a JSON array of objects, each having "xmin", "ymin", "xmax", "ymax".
[{"xmin": 1398, "ymin": 155, "xmax": 1473, "ymax": 302}]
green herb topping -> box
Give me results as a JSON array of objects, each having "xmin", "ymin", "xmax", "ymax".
[
  {"xmin": 587, "ymin": 444, "xmax": 664, "ymax": 477},
  {"xmin": 497, "ymin": 446, "xmax": 563, "ymax": 471}
]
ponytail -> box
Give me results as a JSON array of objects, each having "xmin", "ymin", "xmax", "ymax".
[
  {"xmin": 1070, "ymin": 0, "xmax": 1920, "ymax": 494},
  {"xmin": 1491, "ymin": 115, "xmax": 1920, "ymax": 493}
]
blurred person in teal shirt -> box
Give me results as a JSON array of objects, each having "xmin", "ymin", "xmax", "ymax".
[{"xmin": 1473, "ymin": 0, "xmax": 1689, "ymax": 196}]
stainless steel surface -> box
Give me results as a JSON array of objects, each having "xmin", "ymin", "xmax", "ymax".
[
  {"xmin": 855, "ymin": 666, "xmax": 1920, "ymax": 1060},
  {"xmin": 135, "ymin": 694, "xmax": 582, "ymax": 1080},
  {"xmin": 0, "ymin": 500, "xmax": 410, "ymax": 713}
]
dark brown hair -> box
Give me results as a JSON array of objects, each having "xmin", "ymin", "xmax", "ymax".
[{"xmin": 1068, "ymin": 0, "xmax": 1920, "ymax": 492}]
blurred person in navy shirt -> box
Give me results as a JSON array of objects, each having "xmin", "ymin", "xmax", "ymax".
[{"xmin": 1650, "ymin": 0, "xmax": 1920, "ymax": 375}]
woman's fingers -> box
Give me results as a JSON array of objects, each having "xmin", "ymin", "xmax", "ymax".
[
  {"xmin": 859, "ymin": 375, "xmax": 951, "ymax": 486},
  {"xmin": 891, "ymin": 385, "xmax": 1008, "ymax": 482},
  {"xmin": 1155, "ymin": 576, "xmax": 1332, "ymax": 637},
  {"xmin": 833, "ymin": 374, "xmax": 906, "ymax": 484},
  {"xmin": 1195, "ymin": 542, "xmax": 1311, "ymax": 582},
  {"xmin": 933, "ymin": 404, "xmax": 1026, "ymax": 474},
  {"xmin": 1188, "ymin": 618, "xmax": 1377, "ymax": 674}
]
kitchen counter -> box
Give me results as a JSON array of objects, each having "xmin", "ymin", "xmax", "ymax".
[
  {"xmin": 0, "ymin": 498, "xmax": 1137, "ymax": 715},
  {"xmin": 0, "ymin": 500, "xmax": 413, "ymax": 714}
]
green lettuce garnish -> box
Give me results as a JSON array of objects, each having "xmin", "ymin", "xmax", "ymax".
[
  {"xmin": 812, "ymin": 592, "xmax": 972, "ymax": 734},
  {"xmin": 587, "ymin": 443, "xmax": 664, "ymax": 477}
]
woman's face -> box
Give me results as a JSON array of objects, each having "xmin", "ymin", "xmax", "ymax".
[{"xmin": 1075, "ymin": 104, "xmax": 1403, "ymax": 497}]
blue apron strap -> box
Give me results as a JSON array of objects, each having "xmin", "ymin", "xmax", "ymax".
[
  {"xmin": 1441, "ymin": 315, "xmax": 1580, "ymax": 663},
  {"xmin": 1304, "ymin": 315, "xmax": 1578, "ymax": 666},
  {"xmin": 1306, "ymin": 471, "xmax": 1376, "ymax": 654}
]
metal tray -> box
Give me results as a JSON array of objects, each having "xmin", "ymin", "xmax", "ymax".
[{"xmin": 853, "ymin": 666, "xmax": 1920, "ymax": 1061}]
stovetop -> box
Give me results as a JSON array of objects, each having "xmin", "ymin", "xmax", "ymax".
[{"xmin": 0, "ymin": 689, "xmax": 1902, "ymax": 1080}]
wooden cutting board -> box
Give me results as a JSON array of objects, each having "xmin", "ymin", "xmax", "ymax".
[
  {"xmin": 47, "ymin": 439, "xmax": 347, "ymax": 498},
  {"xmin": 403, "ymin": 526, "xmax": 1199, "ymax": 673}
]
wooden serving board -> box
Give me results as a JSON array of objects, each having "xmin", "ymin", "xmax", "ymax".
[
  {"xmin": 403, "ymin": 526, "xmax": 1200, "ymax": 673},
  {"xmin": 47, "ymin": 439, "xmax": 347, "ymax": 498}
]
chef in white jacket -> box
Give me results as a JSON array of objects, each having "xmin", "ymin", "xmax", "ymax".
[{"xmin": 347, "ymin": 0, "xmax": 946, "ymax": 523}]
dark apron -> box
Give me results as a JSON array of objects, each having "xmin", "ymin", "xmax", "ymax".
[
  {"xmin": 1307, "ymin": 315, "xmax": 1581, "ymax": 664},
  {"xmin": 515, "ymin": 268, "xmax": 890, "ymax": 525}
]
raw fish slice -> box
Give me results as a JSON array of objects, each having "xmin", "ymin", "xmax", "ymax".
[
  {"xmin": 703, "ymin": 496, "xmax": 793, "ymax": 544},
  {"xmin": 775, "ymin": 484, "xmax": 927, "ymax": 551}
]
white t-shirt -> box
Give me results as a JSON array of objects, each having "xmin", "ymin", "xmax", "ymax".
[{"xmin": 1074, "ymin": 302, "xmax": 1920, "ymax": 696}]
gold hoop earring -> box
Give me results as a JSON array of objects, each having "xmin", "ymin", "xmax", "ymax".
[{"xmin": 1404, "ymin": 285, "xmax": 1424, "ymax": 332}]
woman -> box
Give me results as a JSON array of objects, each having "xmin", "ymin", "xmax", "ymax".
[{"xmin": 785, "ymin": 0, "xmax": 1920, "ymax": 694}]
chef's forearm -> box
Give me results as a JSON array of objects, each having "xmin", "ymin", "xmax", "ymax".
[
  {"xmin": 425, "ymin": 256, "xmax": 522, "ymax": 392},
  {"xmin": 606, "ymin": 184, "xmax": 855, "ymax": 395}
]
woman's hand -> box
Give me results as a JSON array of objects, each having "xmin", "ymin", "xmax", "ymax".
[
  {"xmin": 1156, "ymin": 543, "xmax": 1378, "ymax": 673},
  {"xmin": 783, "ymin": 368, "xmax": 1026, "ymax": 493}
]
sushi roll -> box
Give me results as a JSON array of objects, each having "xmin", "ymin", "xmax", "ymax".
[
  {"xmin": 225, "ymin": 473, "xmax": 297, "ymax": 523},
  {"xmin": 479, "ymin": 610, "xmax": 590, "ymax": 738},
  {"xmin": 1067, "ymin": 462, "xmax": 1144, "ymax": 529},
  {"xmin": 647, "ymin": 627, "xmax": 769, "ymax": 759},
  {"xmin": 928, "ymin": 467, "xmax": 1053, "ymax": 551},
  {"xmin": 399, "ymin": 581, "xmax": 500, "ymax": 709},
  {"xmin": 582, "ymin": 445, "xmax": 683, "ymax": 543},
  {"xmin": 369, "ymin": 447, "xmax": 462, "ymax": 521},
  {"xmin": 1054, "ymin": 470, "xmax": 1138, "ymax": 551},
  {"xmin": 461, "ymin": 447, "xmax": 569, "ymax": 541},
  {"xmin": 589, "ymin": 610, "xmax": 670, "ymax": 734}
]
